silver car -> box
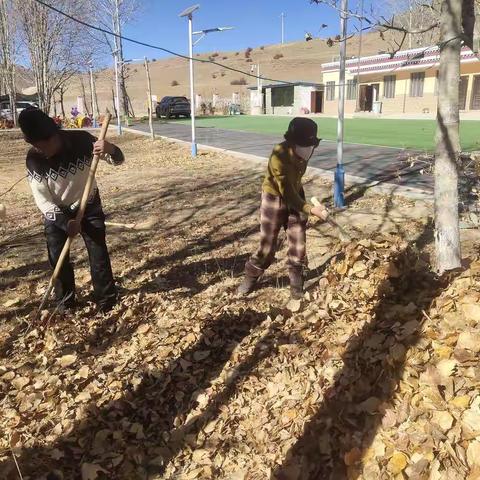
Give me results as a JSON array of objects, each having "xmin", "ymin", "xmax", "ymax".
[{"xmin": 0, "ymin": 100, "xmax": 38, "ymax": 120}]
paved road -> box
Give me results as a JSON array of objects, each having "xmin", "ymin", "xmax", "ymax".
[{"xmin": 129, "ymin": 121, "xmax": 433, "ymax": 195}]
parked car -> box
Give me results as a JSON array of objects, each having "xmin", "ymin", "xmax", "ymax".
[
  {"xmin": 155, "ymin": 96, "xmax": 191, "ymax": 119},
  {"xmin": 0, "ymin": 100, "xmax": 38, "ymax": 120}
]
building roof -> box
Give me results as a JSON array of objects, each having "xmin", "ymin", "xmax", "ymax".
[
  {"xmin": 321, "ymin": 45, "xmax": 480, "ymax": 75},
  {"xmin": 0, "ymin": 93, "xmax": 38, "ymax": 103},
  {"xmin": 248, "ymin": 81, "xmax": 323, "ymax": 90}
]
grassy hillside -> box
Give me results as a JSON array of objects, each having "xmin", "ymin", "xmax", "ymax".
[{"xmin": 61, "ymin": 30, "xmax": 400, "ymax": 117}]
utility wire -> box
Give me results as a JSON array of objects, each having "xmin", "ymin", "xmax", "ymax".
[{"xmin": 33, "ymin": 0, "xmax": 297, "ymax": 86}]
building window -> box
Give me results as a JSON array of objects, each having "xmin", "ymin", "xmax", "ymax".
[
  {"xmin": 346, "ymin": 79, "xmax": 357, "ymax": 100},
  {"xmin": 326, "ymin": 81, "xmax": 335, "ymax": 101},
  {"xmin": 410, "ymin": 72, "xmax": 425, "ymax": 97},
  {"xmin": 271, "ymin": 86, "xmax": 294, "ymax": 107},
  {"xmin": 384, "ymin": 75, "xmax": 396, "ymax": 98}
]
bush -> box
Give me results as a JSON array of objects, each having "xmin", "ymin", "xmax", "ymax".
[
  {"xmin": 152, "ymin": 58, "xmax": 156, "ymax": 62},
  {"xmin": 246, "ymin": 58, "xmax": 253, "ymax": 63},
  {"xmin": 273, "ymin": 53, "xmax": 284, "ymax": 60},
  {"xmin": 211, "ymin": 52, "xmax": 219, "ymax": 57},
  {"xmin": 221, "ymin": 72, "xmax": 226, "ymax": 77},
  {"xmin": 245, "ymin": 47, "xmax": 253, "ymax": 58},
  {"xmin": 230, "ymin": 78, "xmax": 247, "ymax": 85},
  {"xmin": 235, "ymin": 52, "xmax": 239, "ymax": 56},
  {"xmin": 171, "ymin": 80, "xmax": 179, "ymax": 86},
  {"xmin": 222, "ymin": 56, "xmax": 228, "ymax": 60},
  {"xmin": 260, "ymin": 46, "xmax": 265, "ymax": 50},
  {"xmin": 212, "ymin": 74, "xmax": 217, "ymax": 79}
]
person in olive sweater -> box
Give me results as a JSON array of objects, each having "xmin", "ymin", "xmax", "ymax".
[{"xmin": 238, "ymin": 117, "xmax": 329, "ymax": 299}]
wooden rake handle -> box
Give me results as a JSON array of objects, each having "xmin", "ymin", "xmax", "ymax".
[{"xmin": 36, "ymin": 114, "xmax": 112, "ymax": 318}]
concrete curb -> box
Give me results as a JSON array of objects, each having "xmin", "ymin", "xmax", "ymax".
[{"xmin": 123, "ymin": 126, "xmax": 433, "ymax": 202}]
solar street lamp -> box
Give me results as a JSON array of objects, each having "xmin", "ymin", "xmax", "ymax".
[{"xmin": 179, "ymin": 4, "xmax": 200, "ymax": 157}]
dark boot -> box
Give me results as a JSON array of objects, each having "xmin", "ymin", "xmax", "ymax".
[
  {"xmin": 289, "ymin": 267, "xmax": 304, "ymax": 300},
  {"xmin": 237, "ymin": 274, "xmax": 258, "ymax": 296},
  {"xmin": 237, "ymin": 262, "xmax": 263, "ymax": 296}
]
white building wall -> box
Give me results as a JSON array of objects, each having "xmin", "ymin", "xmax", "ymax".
[
  {"xmin": 295, "ymin": 86, "xmax": 316, "ymax": 113},
  {"xmin": 251, "ymin": 85, "xmax": 320, "ymax": 115}
]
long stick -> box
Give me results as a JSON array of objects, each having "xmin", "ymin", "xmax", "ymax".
[{"xmin": 35, "ymin": 114, "xmax": 112, "ymax": 320}]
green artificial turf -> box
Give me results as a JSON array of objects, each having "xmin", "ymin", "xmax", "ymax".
[{"xmin": 172, "ymin": 115, "xmax": 480, "ymax": 151}]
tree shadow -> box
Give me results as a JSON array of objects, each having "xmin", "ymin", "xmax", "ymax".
[
  {"xmin": 271, "ymin": 224, "xmax": 458, "ymax": 480},
  {"xmin": 123, "ymin": 252, "xmax": 250, "ymax": 297},
  {"xmin": 0, "ymin": 169, "xmax": 261, "ymax": 358},
  {"xmin": 0, "ymin": 308, "xmax": 271, "ymax": 479},
  {"xmin": 154, "ymin": 313, "xmax": 296, "ymax": 475}
]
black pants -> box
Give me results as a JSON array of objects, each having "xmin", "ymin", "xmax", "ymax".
[{"xmin": 45, "ymin": 193, "xmax": 117, "ymax": 309}]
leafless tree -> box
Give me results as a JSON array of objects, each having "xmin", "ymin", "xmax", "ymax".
[
  {"xmin": 89, "ymin": 0, "xmax": 141, "ymax": 118},
  {"xmin": 16, "ymin": 0, "xmax": 94, "ymax": 114},
  {"xmin": 312, "ymin": 0, "xmax": 477, "ymax": 273},
  {"xmin": 0, "ymin": 0, "xmax": 17, "ymax": 125},
  {"xmin": 382, "ymin": 0, "xmax": 440, "ymax": 48}
]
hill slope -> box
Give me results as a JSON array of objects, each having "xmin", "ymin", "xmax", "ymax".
[{"xmin": 61, "ymin": 31, "xmax": 400, "ymax": 116}]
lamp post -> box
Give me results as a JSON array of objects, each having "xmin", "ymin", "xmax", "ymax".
[
  {"xmin": 180, "ymin": 4, "xmax": 200, "ymax": 157},
  {"xmin": 334, "ymin": 0, "xmax": 348, "ymax": 208},
  {"xmin": 192, "ymin": 26, "xmax": 233, "ymax": 46}
]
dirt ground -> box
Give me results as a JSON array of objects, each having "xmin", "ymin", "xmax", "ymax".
[{"xmin": 1, "ymin": 131, "xmax": 480, "ymax": 480}]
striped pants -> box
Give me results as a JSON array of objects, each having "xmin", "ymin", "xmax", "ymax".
[{"xmin": 245, "ymin": 192, "xmax": 307, "ymax": 278}]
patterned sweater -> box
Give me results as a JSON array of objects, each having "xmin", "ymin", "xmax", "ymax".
[{"xmin": 26, "ymin": 130, "xmax": 124, "ymax": 230}]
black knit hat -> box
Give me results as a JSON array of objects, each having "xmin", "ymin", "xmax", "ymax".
[
  {"xmin": 284, "ymin": 117, "xmax": 320, "ymax": 147},
  {"xmin": 18, "ymin": 107, "xmax": 59, "ymax": 143}
]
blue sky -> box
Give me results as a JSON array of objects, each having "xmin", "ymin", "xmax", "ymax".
[{"xmin": 121, "ymin": 0, "xmax": 368, "ymax": 61}]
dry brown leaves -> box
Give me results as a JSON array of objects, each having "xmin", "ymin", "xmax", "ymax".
[{"xmin": 1, "ymin": 134, "xmax": 480, "ymax": 479}]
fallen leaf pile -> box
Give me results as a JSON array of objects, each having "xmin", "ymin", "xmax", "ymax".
[
  {"xmin": 1, "ymin": 233, "xmax": 479, "ymax": 479},
  {"xmin": 405, "ymin": 151, "xmax": 480, "ymax": 227},
  {"xmin": 1, "ymin": 133, "xmax": 480, "ymax": 479}
]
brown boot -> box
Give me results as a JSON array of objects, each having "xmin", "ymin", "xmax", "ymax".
[
  {"xmin": 237, "ymin": 274, "xmax": 259, "ymax": 296},
  {"xmin": 289, "ymin": 267, "xmax": 304, "ymax": 300},
  {"xmin": 237, "ymin": 262, "xmax": 263, "ymax": 296}
]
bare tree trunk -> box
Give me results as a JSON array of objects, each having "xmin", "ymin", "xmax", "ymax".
[
  {"xmin": 113, "ymin": 0, "xmax": 127, "ymax": 119},
  {"xmin": 59, "ymin": 84, "xmax": 65, "ymax": 118},
  {"xmin": 127, "ymin": 94, "xmax": 135, "ymax": 118},
  {"xmin": 80, "ymin": 76, "xmax": 90, "ymax": 116},
  {"xmin": 434, "ymin": 0, "xmax": 463, "ymax": 273},
  {"xmin": 0, "ymin": 0, "xmax": 17, "ymax": 125},
  {"xmin": 111, "ymin": 87, "xmax": 117, "ymax": 117}
]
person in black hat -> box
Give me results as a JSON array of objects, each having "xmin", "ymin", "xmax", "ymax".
[
  {"xmin": 237, "ymin": 117, "xmax": 329, "ymax": 299},
  {"xmin": 19, "ymin": 107, "xmax": 125, "ymax": 313}
]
